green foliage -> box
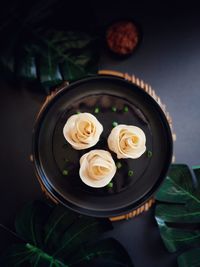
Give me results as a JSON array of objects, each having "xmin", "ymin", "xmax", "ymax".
[
  {"xmin": 0, "ymin": 1, "xmax": 99, "ymax": 93},
  {"xmin": 0, "ymin": 201, "xmax": 134, "ymax": 267},
  {"xmin": 0, "ymin": 30, "xmax": 99, "ymax": 93},
  {"xmin": 155, "ymin": 164, "xmax": 200, "ymax": 267},
  {"xmin": 178, "ymin": 248, "xmax": 200, "ymax": 267}
]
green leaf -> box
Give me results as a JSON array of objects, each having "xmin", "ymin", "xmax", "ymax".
[
  {"xmin": 0, "ymin": 244, "xmax": 33, "ymax": 267},
  {"xmin": 193, "ymin": 165, "xmax": 200, "ymax": 185},
  {"xmin": 155, "ymin": 164, "xmax": 200, "ymax": 255},
  {"xmin": 45, "ymin": 31, "xmax": 96, "ymax": 50},
  {"xmin": 178, "ymin": 248, "xmax": 200, "ymax": 267},
  {"xmin": 44, "ymin": 205, "xmax": 77, "ymax": 251},
  {"xmin": 67, "ymin": 238, "xmax": 134, "ymax": 267},
  {"xmin": 15, "ymin": 201, "xmax": 51, "ymax": 247},
  {"xmin": 156, "ymin": 219, "xmax": 200, "ymax": 252},
  {"xmin": 156, "ymin": 164, "xmax": 198, "ymax": 203},
  {"xmin": 15, "ymin": 48, "xmax": 37, "ymax": 81},
  {"xmin": 59, "ymin": 59, "xmax": 86, "ymax": 82},
  {"xmin": 0, "ymin": 30, "xmax": 99, "ymax": 93},
  {"xmin": 1, "ymin": 201, "xmax": 132, "ymax": 267},
  {"xmin": 54, "ymin": 215, "xmax": 112, "ymax": 259},
  {"xmin": 26, "ymin": 243, "xmax": 67, "ymax": 267},
  {"xmin": 156, "ymin": 203, "xmax": 200, "ymax": 223},
  {"xmin": 0, "ymin": 243, "xmax": 68, "ymax": 267}
]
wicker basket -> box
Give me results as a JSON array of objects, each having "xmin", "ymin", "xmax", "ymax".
[{"xmin": 31, "ymin": 69, "xmax": 176, "ymax": 221}]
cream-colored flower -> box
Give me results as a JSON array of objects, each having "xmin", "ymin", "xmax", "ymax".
[
  {"xmin": 108, "ymin": 125, "xmax": 146, "ymax": 159},
  {"xmin": 79, "ymin": 150, "xmax": 116, "ymax": 188},
  {"xmin": 63, "ymin": 113, "xmax": 103, "ymax": 150}
]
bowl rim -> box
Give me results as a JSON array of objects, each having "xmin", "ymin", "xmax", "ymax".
[{"xmin": 32, "ymin": 75, "xmax": 173, "ymax": 217}]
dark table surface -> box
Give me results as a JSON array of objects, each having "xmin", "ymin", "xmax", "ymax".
[{"xmin": 1, "ymin": 2, "xmax": 200, "ymax": 267}]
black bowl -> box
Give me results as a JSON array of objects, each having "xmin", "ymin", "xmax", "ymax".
[{"xmin": 32, "ymin": 75, "xmax": 173, "ymax": 217}]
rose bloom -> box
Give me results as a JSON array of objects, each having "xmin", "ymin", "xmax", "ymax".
[
  {"xmin": 63, "ymin": 113, "xmax": 103, "ymax": 150},
  {"xmin": 108, "ymin": 125, "xmax": 146, "ymax": 159},
  {"xmin": 79, "ymin": 150, "xmax": 116, "ymax": 188}
]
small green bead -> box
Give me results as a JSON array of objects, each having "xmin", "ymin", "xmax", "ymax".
[
  {"xmin": 94, "ymin": 107, "xmax": 99, "ymax": 114},
  {"xmin": 147, "ymin": 150, "xmax": 153, "ymax": 158},
  {"xmin": 62, "ymin": 170, "xmax": 68, "ymax": 176},
  {"xmin": 112, "ymin": 121, "xmax": 118, "ymax": 127},
  {"xmin": 112, "ymin": 107, "xmax": 117, "ymax": 112},
  {"xmin": 128, "ymin": 170, "xmax": 134, "ymax": 177},
  {"xmin": 107, "ymin": 182, "xmax": 113, "ymax": 188},
  {"xmin": 124, "ymin": 106, "xmax": 129, "ymax": 112},
  {"xmin": 116, "ymin": 161, "xmax": 122, "ymax": 169},
  {"xmin": 76, "ymin": 111, "xmax": 81, "ymax": 114}
]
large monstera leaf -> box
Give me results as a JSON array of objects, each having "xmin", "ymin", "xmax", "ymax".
[
  {"xmin": 0, "ymin": 201, "xmax": 134, "ymax": 267},
  {"xmin": 0, "ymin": 0, "xmax": 100, "ymax": 93},
  {"xmin": 0, "ymin": 30, "xmax": 99, "ymax": 93},
  {"xmin": 155, "ymin": 164, "xmax": 200, "ymax": 267}
]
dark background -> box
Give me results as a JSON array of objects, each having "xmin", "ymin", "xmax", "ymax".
[{"xmin": 1, "ymin": 1, "xmax": 200, "ymax": 266}]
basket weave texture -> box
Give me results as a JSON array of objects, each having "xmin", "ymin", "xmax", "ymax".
[{"xmin": 32, "ymin": 69, "xmax": 176, "ymax": 221}]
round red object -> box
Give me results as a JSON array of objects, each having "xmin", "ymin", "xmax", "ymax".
[{"xmin": 106, "ymin": 21, "xmax": 139, "ymax": 55}]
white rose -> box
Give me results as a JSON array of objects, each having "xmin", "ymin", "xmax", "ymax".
[
  {"xmin": 63, "ymin": 113, "xmax": 103, "ymax": 150},
  {"xmin": 79, "ymin": 150, "xmax": 116, "ymax": 188},
  {"xmin": 108, "ymin": 125, "xmax": 146, "ymax": 159}
]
